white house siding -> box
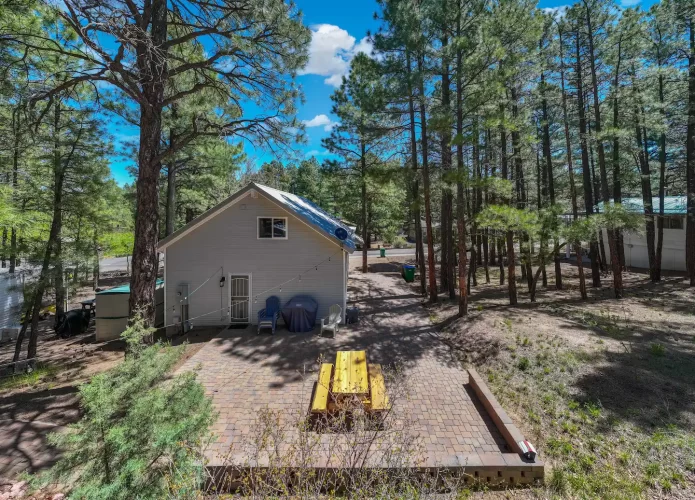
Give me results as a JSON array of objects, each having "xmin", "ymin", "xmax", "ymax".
[
  {"xmin": 601, "ymin": 224, "xmax": 686, "ymax": 271},
  {"xmin": 164, "ymin": 193, "xmax": 346, "ymax": 328}
]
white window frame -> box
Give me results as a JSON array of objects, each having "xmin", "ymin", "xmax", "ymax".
[{"xmin": 257, "ymin": 216, "xmax": 288, "ymax": 240}]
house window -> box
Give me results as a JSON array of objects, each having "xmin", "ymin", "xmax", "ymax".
[
  {"xmin": 667, "ymin": 216, "xmax": 684, "ymax": 230},
  {"xmin": 258, "ymin": 217, "xmax": 287, "ymax": 239}
]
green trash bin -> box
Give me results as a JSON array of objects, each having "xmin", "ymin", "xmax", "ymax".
[
  {"xmin": 402, "ymin": 264, "xmax": 415, "ymax": 283},
  {"xmin": 379, "ymin": 248, "xmax": 386, "ymax": 258}
]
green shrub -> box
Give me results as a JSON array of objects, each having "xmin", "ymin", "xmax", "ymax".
[
  {"xmin": 392, "ymin": 236, "xmax": 408, "ymax": 249},
  {"xmin": 36, "ymin": 316, "xmax": 215, "ymax": 499},
  {"xmin": 549, "ymin": 468, "xmax": 568, "ymax": 494},
  {"xmin": 517, "ymin": 356, "xmax": 530, "ymax": 371},
  {"xmin": 650, "ymin": 343, "xmax": 665, "ymax": 356}
]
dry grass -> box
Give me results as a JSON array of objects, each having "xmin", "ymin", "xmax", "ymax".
[{"xmin": 431, "ymin": 262, "xmax": 695, "ymax": 499}]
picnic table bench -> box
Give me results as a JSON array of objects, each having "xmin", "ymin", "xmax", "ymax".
[{"xmin": 311, "ymin": 350, "xmax": 389, "ymax": 414}]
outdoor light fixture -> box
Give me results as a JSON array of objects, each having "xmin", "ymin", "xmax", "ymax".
[{"xmin": 219, "ymin": 276, "xmax": 226, "ymax": 287}]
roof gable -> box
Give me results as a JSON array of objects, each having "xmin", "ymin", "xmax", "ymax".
[{"xmin": 158, "ymin": 183, "xmax": 356, "ymax": 252}]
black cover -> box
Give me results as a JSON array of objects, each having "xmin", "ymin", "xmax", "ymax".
[{"xmin": 281, "ymin": 295, "xmax": 318, "ymax": 332}]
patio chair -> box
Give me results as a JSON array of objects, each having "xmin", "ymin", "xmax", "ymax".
[
  {"xmin": 320, "ymin": 304, "xmax": 342, "ymax": 338},
  {"xmin": 257, "ymin": 296, "xmax": 280, "ymax": 335}
]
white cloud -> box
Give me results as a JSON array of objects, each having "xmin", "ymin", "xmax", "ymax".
[
  {"xmin": 299, "ymin": 24, "xmax": 374, "ymax": 87},
  {"xmin": 353, "ymin": 37, "xmax": 374, "ymax": 57},
  {"xmin": 305, "ymin": 149, "xmax": 330, "ymax": 157},
  {"xmin": 302, "ymin": 114, "xmax": 338, "ymax": 131},
  {"xmin": 542, "ymin": 5, "xmax": 568, "ymax": 18}
]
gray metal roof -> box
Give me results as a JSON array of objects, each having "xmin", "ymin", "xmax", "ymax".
[
  {"xmin": 596, "ymin": 196, "xmax": 686, "ymax": 215},
  {"xmin": 255, "ymin": 184, "xmax": 357, "ymax": 251}
]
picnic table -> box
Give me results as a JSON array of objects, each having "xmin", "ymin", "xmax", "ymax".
[
  {"xmin": 311, "ymin": 350, "xmax": 388, "ymax": 414},
  {"xmin": 333, "ymin": 350, "xmax": 368, "ymax": 396}
]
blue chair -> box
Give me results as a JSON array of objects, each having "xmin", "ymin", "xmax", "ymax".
[{"xmin": 257, "ymin": 296, "xmax": 280, "ymax": 335}]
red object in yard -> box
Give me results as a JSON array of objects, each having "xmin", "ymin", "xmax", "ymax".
[{"xmin": 518, "ymin": 440, "xmax": 537, "ymax": 461}]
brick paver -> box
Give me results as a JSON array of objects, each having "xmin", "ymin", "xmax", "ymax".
[{"xmin": 178, "ymin": 272, "xmax": 508, "ymax": 468}]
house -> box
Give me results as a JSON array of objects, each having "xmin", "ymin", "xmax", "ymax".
[
  {"xmin": 157, "ymin": 183, "xmax": 356, "ymax": 332},
  {"xmin": 597, "ymin": 196, "xmax": 686, "ymax": 271}
]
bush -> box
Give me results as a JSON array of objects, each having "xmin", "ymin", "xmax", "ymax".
[
  {"xmin": 650, "ymin": 343, "xmax": 665, "ymax": 357},
  {"xmin": 392, "ymin": 235, "xmax": 408, "ymax": 249},
  {"xmin": 36, "ymin": 316, "xmax": 215, "ymax": 499},
  {"xmin": 517, "ymin": 356, "xmax": 530, "ymax": 371}
]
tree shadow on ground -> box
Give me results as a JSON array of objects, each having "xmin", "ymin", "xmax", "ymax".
[
  {"xmin": 215, "ymin": 273, "xmax": 445, "ymax": 389},
  {"xmin": 0, "ymin": 385, "xmax": 80, "ymax": 477},
  {"xmin": 435, "ymin": 263, "xmax": 695, "ymax": 433}
]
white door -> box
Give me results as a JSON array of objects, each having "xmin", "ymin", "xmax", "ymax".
[{"xmin": 229, "ymin": 275, "xmax": 250, "ymax": 324}]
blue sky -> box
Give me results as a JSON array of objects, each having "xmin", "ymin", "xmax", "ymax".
[{"xmin": 107, "ymin": 0, "xmax": 657, "ymax": 185}]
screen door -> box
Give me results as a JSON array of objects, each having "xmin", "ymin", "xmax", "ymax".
[{"xmin": 229, "ymin": 275, "xmax": 250, "ymax": 324}]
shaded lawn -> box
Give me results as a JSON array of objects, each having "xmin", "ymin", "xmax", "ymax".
[{"xmin": 428, "ymin": 262, "xmax": 695, "ymax": 499}]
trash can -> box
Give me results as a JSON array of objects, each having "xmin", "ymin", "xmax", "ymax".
[
  {"xmin": 346, "ymin": 306, "xmax": 359, "ymax": 324},
  {"xmin": 402, "ymin": 264, "xmax": 415, "ymax": 283},
  {"xmin": 380, "ymin": 248, "xmax": 386, "ymax": 258}
]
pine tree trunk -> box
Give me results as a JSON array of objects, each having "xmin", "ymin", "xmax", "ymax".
[
  {"xmin": 17, "ymin": 108, "xmax": 67, "ymax": 362},
  {"xmin": 128, "ymin": 0, "xmax": 168, "ymax": 324},
  {"xmin": 1, "ymin": 227, "xmax": 6, "ymax": 268},
  {"xmin": 53, "ymin": 102, "xmax": 65, "ymax": 320},
  {"xmin": 406, "ymin": 50, "xmax": 427, "ymax": 295},
  {"xmin": 93, "ymin": 228, "xmax": 100, "ymax": 291},
  {"xmin": 440, "ymin": 34, "xmax": 452, "ymax": 295},
  {"xmin": 634, "ymin": 104, "xmax": 656, "ymax": 282},
  {"xmin": 455, "ymin": 20, "xmax": 468, "ymax": 315},
  {"xmin": 586, "ymin": 4, "xmax": 621, "ymax": 296},
  {"xmin": 536, "ymin": 141, "xmax": 547, "ymax": 288},
  {"xmin": 418, "ymin": 54, "xmax": 438, "ymax": 302},
  {"xmin": 361, "ymin": 141, "xmax": 368, "ymax": 274},
  {"xmin": 500, "ymin": 104, "xmax": 516, "ymax": 305},
  {"xmin": 165, "ymin": 165, "xmax": 176, "ymax": 237},
  {"xmin": 612, "ymin": 38, "xmax": 625, "ymax": 270},
  {"xmin": 687, "ymin": 17, "xmax": 695, "ymax": 286},
  {"xmin": 559, "ymin": 26, "xmax": 585, "ymax": 298},
  {"xmin": 655, "ymin": 72, "xmax": 667, "ymax": 281},
  {"xmin": 9, "ymin": 118, "xmax": 20, "ymax": 274},
  {"xmin": 575, "ymin": 30, "xmax": 601, "ymax": 288},
  {"xmin": 498, "ymin": 238, "xmax": 505, "ymax": 285}
]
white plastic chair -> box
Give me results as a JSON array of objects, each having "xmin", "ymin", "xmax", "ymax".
[{"xmin": 320, "ymin": 304, "xmax": 342, "ymax": 338}]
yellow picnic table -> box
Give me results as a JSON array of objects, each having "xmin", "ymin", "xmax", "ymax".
[
  {"xmin": 311, "ymin": 350, "xmax": 389, "ymax": 414},
  {"xmin": 333, "ymin": 350, "xmax": 368, "ymax": 396}
]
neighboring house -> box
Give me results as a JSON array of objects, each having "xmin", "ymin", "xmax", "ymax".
[
  {"xmin": 597, "ymin": 196, "xmax": 686, "ymax": 271},
  {"xmin": 157, "ymin": 183, "xmax": 356, "ymax": 332}
]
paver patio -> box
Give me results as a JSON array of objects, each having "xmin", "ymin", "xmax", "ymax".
[{"xmin": 177, "ymin": 271, "xmax": 510, "ymax": 468}]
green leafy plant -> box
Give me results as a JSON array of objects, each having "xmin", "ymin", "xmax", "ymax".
[
  {"xmin": 35, "ymin": 316, "xmax": 215, "ymax": 499},
  {"xmin": 517, "ymin": 357, "xmax": 530, "ymax": 371},
  {"xmin": 650, "ymin": 343, "xmax": 665, "ymax": 357}
]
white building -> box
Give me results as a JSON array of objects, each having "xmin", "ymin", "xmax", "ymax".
[
  {"xmin": 599, "ymin": 196, "xmax": 686, "ymax": 272},
  {"xmin": 157, "ymin": 183, "xmax": 356, "ymax": 331}
]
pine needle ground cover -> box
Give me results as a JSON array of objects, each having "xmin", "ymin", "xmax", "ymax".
[{"xmin": 433, "ymin": 264, "xmax": 695, "ymax": 499}]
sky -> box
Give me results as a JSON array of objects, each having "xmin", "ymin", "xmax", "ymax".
[{"xmin": 107, "ymin": 0, "xmax": 659, "ymax": 186}]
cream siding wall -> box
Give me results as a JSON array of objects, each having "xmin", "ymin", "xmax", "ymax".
[
  {"xmin": 601, "ymin": 222, "xmax": 686, "ymax": 271},
  {"xmin": 164, "ymin": 193, "xmax": 346, "ymax": 327}
]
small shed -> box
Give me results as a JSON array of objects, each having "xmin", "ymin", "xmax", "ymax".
[{"xmin": 95, "ymin": 279, "xmax": 164, "ymax": 341}]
